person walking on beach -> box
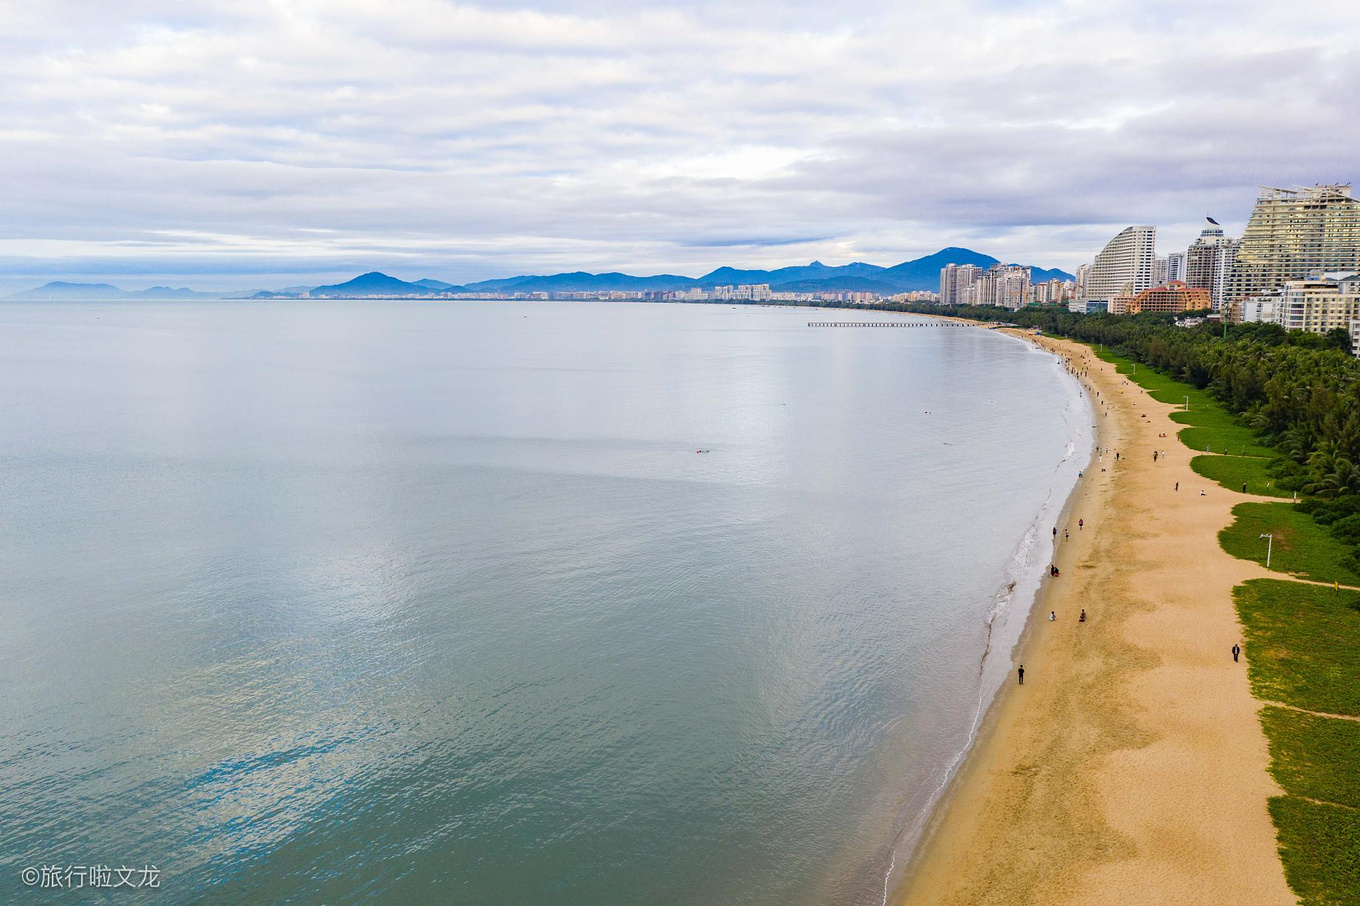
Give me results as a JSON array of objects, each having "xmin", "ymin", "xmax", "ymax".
[
  {"xmin": 1018, "ymin": 665, "xmax": 1025, "ymax": 685},
  {"xmin": 1153, "ymin": 451, "xmax": 1158, "ymax": 462},
  {"xmin": 1175, "ymin": 481, "xmax": 1179, "ymax": 491},
  {"xmin": 1232, "ymin": 644, "xmax": 1241, "ymax": 663},
  {"xmin": 1078, "ymin": 519, "xmax": 1083, "ymax": 530}
]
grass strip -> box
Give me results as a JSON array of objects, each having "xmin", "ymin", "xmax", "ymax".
[
  {"xmin": 1234, "ymin": 579, "xmax": 1360, "ymax": 716},
  {"xmin": 1268, "ymin": 796, "xmax": 1360, "ymax": 906},
  {"xmin": 1191, "ymin": 454, "xmax": 1292, "ymax": 497},
  {"xmin": 1261, "ymin": 706, "xmax": 1360, "ymax": 809},
  {"xmin": 1221, "ymin": 503, "xmax": 1360, "ymax": 585}
]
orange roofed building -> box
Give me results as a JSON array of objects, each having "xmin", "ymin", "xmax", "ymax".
[{"xmin": 1120, "ymin": 280, "xmax": 1211, "ymax": 315}]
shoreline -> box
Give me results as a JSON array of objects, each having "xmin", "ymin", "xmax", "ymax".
[
  {"xmin": 874, "ymin": 323, "xmax": 1096, "ymax": 903},
  {"xmin": 891, "ymin": 333, "xmax": 1293, "ymax": 905}
]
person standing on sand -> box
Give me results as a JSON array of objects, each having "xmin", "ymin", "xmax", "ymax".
[
  {"xmin": 1018, "ymin": 665, "xmax": 1025, "ymax": 685},
  {"xmin": 1233, "ymin": 644, "xmax": 1241, "ymax": 662},
  {"xmin": 1078, "ymin": 519, "xmax": 1083, "ymax": 530},
  {"xmin": 1175, "ymin": 481, "xmax": 1179, "ymax": 491}
]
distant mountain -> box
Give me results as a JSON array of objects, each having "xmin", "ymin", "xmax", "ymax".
[
  {"xmin": 697, "ymin": 260, "xmax": 883, "ymax": 287},
  {"xmin": 11, "ymin": 281, "xmax": 224, "ymax": 300},
  {"xmin": 9, "ymin": 250, "xmax": 1076, "ymax": 303},
  {"xmin": 1028, "ymin": 266, "xmax": 1075, "ymax": 283},
  {"xmin": 128, "ymin": 286, "xmax": 218, "ymax": 299},
  {"xmin": 11, "ymin": 281, "xmax": 130, "ymax": 300},
  {"xmin": 773, "ymin": 276, "xmax": 902, "ymax": 294},
  {"xmin": 461, "ymin": 271, "xmax": 698, "ymax": 293},
  {"xmin": 877, "ymin": 247, "xmax": 1000, "ymax": 290},
  {"xmin": 448, "ymin": 249, "xmax": 1068, "ymax": 296},
  {"xmin": 310, "ymin": 271, "xmax": 438, "ymax": 296}
]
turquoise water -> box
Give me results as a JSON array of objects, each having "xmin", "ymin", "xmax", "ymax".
[{"xmin": 0, "ymin": 301, "xmax": 1089, "ymax": 903}]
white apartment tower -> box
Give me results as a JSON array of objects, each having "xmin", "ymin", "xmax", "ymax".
[
  {"xmin": 1080, "ymin": 226, "xmax": 1157, "ymax": 308},
  {"xmin": 1184, "ymin": 219, "xmax": 1239, "ymax": 311},
  {"xmin": 1166, "ymin": 252, "xmax": 1186, "ymax": 283}
]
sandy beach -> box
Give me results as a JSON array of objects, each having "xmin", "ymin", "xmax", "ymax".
[{"xmin": 896, "ymin": 333, "xmax": 1294, "ymax": 905}]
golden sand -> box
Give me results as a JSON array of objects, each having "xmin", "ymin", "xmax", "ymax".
[{"xmin": 896, "ymin": 333, "xmax": 1293, "ymax": 905}]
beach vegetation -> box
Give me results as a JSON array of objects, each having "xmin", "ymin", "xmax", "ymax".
[
  {"xmin": 1267, "ymin": 796, "xmax": 1360, "ymax": 906},
  {"xmin": 1221, "ymin": 504, "xmax": 1360, "ymax": 585},
  {"xmin": 1191, "ymin": 455, "xmax": 1291, "ymax": 497},
  {"xmin": 1261, "ymin": 707, "xmax": 1360, "ymax": 809},
  {"xmin": 1233, "ymin": 579, "xmax": 1360, "ymax": 717}
]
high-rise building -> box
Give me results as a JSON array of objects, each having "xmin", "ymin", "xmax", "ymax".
[
  {"xmin": 1153, "ymin": 257, "xmax": 1169, "ymax": 287},
  {"xmin": 1184, "ymin": 219, "xmax": 1239, "ymax": 311},
  {"xmin": 1225, "ymin": 185, "xmax": 1360, "ymax": 303},
  {"xmin": 1166, "ymin": 252, "xmax": 1186, "ymax": 283},
  {"xmin": 993, "ymin": 265, "xmax": 1031, "ymax": 310},
  {"xmin": 939, "ymin": 263, "xmax": 983, "ymax": 305},
  {"xmin": 939, "ymin": 264, "xmax": 958, "ymax": 304},
  {"xmin": 1080, "ymin": 226, "xmax": 1157, "ymax": 309}
]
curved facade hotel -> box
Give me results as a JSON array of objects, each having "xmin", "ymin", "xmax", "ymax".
[
  {"xmin": 1226, "ymin": 184, "xmax": 1360, "ymax": 302},
  {"xmin": 1077, "ymin": 225, "xmax": 1156, "ymax": 311}
]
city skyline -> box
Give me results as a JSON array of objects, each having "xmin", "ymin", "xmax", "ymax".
[{"xmin": 3, "ymin": 1, "xmax": 1360, "ymax": 293}]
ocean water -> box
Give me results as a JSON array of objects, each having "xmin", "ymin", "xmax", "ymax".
[{"xmin": 0, "ymin": 301, "xmax": 1091, "ymax": 904}]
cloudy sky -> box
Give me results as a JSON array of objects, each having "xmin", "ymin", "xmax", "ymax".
[{"xmin": 2, "ymin": 0, "xmax": 1357, "ymax": 291}]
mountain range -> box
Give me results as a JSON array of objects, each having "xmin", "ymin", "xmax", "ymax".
[{"xmin": 8, "ymin": 248, "xmax": 1074, "ymax": 300}]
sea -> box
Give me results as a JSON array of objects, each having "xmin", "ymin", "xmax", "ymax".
[{"xmin": 0, "ymin": 300, "xmax": 1092, "ymax": 904}]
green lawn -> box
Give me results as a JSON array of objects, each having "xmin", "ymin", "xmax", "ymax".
[
  {"xmin": 1268, "ymin": 796, "xmax": 1360, "ymax": 906},
  {"xmin": 1234, "ymin": 579, "xmax": 1360, "ymax": 716},
  {"xmin": 1191, "ymin": 454, "xmax": 1292, "ymax": 497},
  {"xmin": 1261, "ymin": 707, "xmax": 1360, "ymax": 808},
  {"xmin": 1179, "ymin": 425, "xmax": 1274, "ymax": 458},
  {"xmin": 1169, "ymin": 405, "xmax": 1243, "ymax": 429},
  {"xmin": 1090, "ymin": 349, "xmax": 1272, "ymax": 455},
  {"xmin": 1220, "ymin": 503, "xmax": 1360, "ymax": 585}
]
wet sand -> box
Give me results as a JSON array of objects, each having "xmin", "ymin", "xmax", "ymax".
[{"xmin": 895, "ymin": 333, "xmax": 1293, "ymax": 905}]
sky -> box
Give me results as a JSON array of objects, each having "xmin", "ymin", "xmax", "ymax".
[{"xmin": 2, "ymin": 0, "xmax": 1358, "ymax": 292}]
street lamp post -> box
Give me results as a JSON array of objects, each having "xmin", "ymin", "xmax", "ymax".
[{"xmin": 1260, "ymin": 533, "xmax": 1274, "ymax": 568}]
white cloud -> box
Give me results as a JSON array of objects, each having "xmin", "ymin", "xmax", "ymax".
[{"xmin": 0, "ymin": 0, "xmax": 1358, "ymax": 289}]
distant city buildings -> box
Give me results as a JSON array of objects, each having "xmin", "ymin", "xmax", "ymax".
[{"xmin": 958, "ymin": 264, "xmax": 1034, "ymax": 310}]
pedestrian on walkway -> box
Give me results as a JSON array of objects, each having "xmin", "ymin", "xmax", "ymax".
[
  {"xmin": 1233, "ymin": 644, "xmax": 1241, "ymax": 663},
  {"xmin": 1018, "ymin": 665, "xmax": 1025, "ymax": 685}
]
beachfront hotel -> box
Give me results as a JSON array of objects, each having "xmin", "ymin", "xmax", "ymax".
[
  {"xmin": 1230, "ymin": 275, "xmax": 1360, "ymax": 353},
  {"xmin": 1072, "ymin": 225, "xmax": 1156, "ymax": 313},
  {"xmin": 1124, "ymin": 280, "xmax": 1210, "ymax": 315},
  {"xmin": 1224, "ymin": 184, "xmax": 1360, "ymax": 303}
]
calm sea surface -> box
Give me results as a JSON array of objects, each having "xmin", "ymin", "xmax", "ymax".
[{"xmin": 0, "ymin": 301, "xmax": 1090, "ymax": 904}]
